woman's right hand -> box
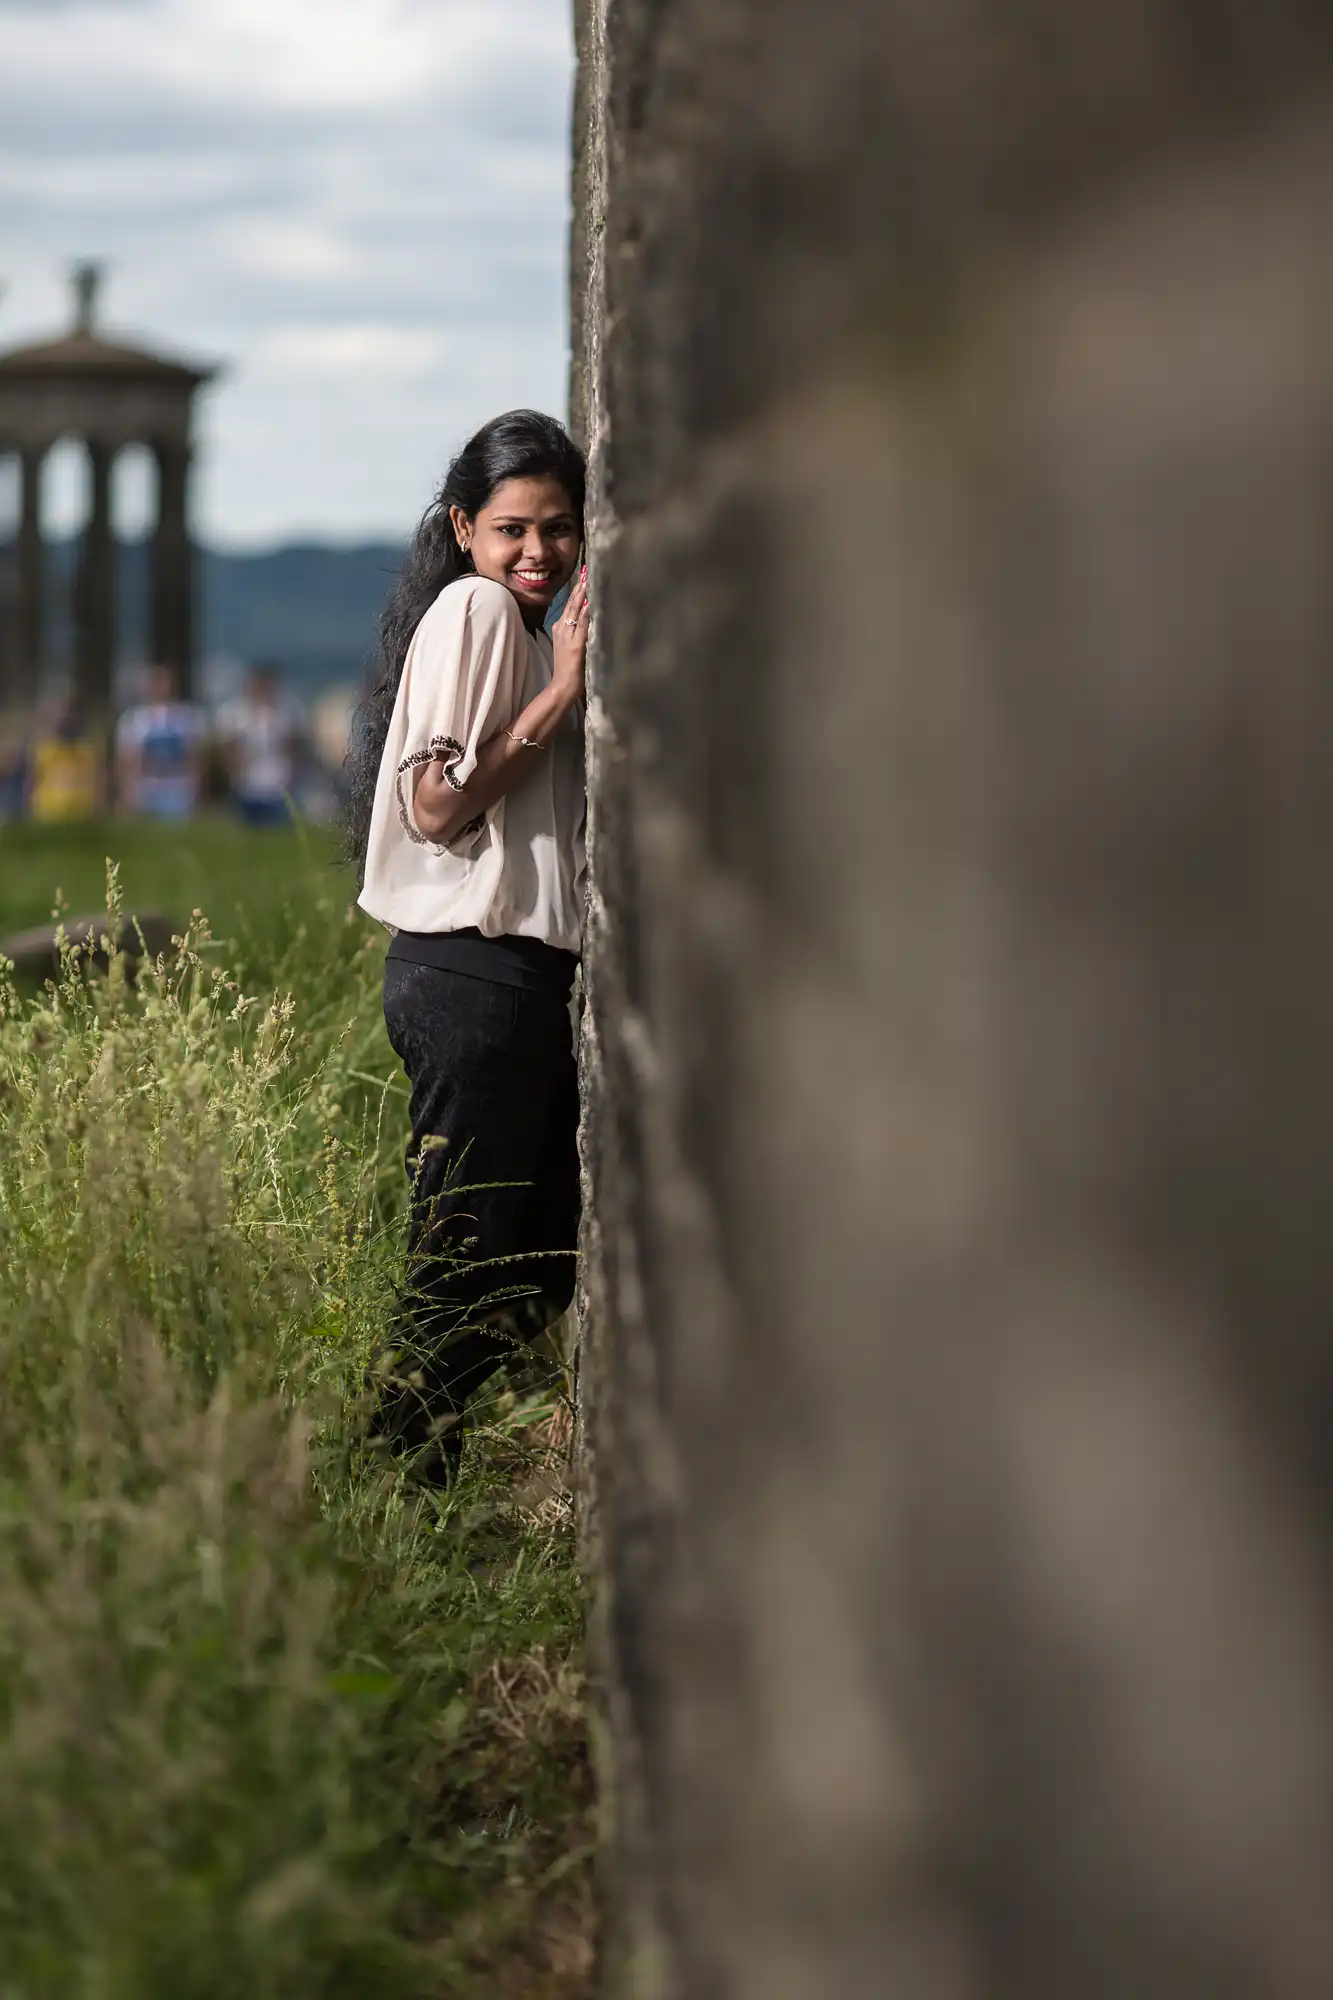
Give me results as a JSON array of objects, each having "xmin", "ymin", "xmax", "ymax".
[{"xmin": 551, "ymin": 568, "xmax": 589, "ymax": 700}]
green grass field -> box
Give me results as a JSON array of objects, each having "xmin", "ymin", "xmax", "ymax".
[
  {"xmin": 1, "ymin": 818, "xmax": 345, "ymax": 986},
  {"xmin": 0, "ymin": 822, "xmax": 594, "ymax": 1997}
]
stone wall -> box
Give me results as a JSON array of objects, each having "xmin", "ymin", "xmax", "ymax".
[{"xmin": 572, "ymin": 6, "xmax": 1333, "ymax": 1995}]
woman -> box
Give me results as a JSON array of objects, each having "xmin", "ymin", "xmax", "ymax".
[{"xmin": 346, "ymin": 409, "xmax": 589, "ymax": 1478}]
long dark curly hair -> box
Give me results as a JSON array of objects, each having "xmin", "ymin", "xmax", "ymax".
[{"xmin": 343, "ymin": 408, "xmax": 586, "ymax": 876}]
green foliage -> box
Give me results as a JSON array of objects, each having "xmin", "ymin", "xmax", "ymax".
[{"xmin": 0, "ymin": 844, "xmax": 593, "ymax": 1998}]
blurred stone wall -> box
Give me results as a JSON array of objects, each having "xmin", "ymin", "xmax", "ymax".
[{"xmin": 571, "ymin": 5, "xmax": 1333, "ymax": 1995}]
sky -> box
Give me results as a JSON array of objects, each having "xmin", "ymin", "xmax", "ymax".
[{"xmin": 0, "ymin": 0, "xmax": 575, "ymax": 547}]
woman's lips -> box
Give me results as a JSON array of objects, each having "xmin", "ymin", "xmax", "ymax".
[{"xmin": 513, "ymin": 568, "xmax": 554, "ymax": 588}]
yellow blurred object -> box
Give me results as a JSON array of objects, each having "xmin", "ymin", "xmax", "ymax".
[
  {"xmin": 311, "ymin": 683, "xmax": 356, "ymax": 772},
  {"xmin": 28, "ymin": 731, "xmax": 104, "ymax": 824}
]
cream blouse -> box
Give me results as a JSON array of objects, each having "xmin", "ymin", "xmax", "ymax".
[{"xmin": 358, "ymin": 576, "xmax": 586, "ymax": 951}]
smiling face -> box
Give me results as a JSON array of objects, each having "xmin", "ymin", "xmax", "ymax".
[{"xmin": 451, "ymin": 475, "xmax": 581, "ymax": 626}]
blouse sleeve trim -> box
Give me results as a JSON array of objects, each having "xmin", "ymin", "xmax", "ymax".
[{"xmin": 394, "ymin": 735, "xmax": 487, "ymax": 854}]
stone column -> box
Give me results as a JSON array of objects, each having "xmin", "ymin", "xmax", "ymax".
[
  {"xmin": 74, "ymin": 438, "xmax": 116, "ymax": 716},
  {"xmin": 151, "ymin": 438, "xmax": 193, "ymax": 692},
  {"xmin": 575, "ymin": 3, "xmax": 1333, "ymax": 1997},
  {"xmin": 16, "ymin": 443, "xmax": 46, "ymax": 710}
]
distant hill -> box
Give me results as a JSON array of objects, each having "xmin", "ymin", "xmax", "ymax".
[
  {"xmin": 200, "ymin": 542, "xmax": 406, "ymax": 696},
  {"xmin": 44, "ymin": 538, "xmax": 409, "ymax": 699}
]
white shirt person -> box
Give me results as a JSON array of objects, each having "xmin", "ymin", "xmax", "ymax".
[
  {"xmin": 350, "ymin": 409, "xmax": 590, "ymax": 1485},
  {"xmin": 217, "ymin": 666, "xmax": 305, "ymax": 825},
  {"xmin": 359, "ymin": 575, "xmax": 585, "ymax": 953}
]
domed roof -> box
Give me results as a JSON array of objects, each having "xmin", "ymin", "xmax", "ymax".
[
  {"xmin": 0, "ymin": 265, "xmax": 217, "ymax": 388},
  {"xmin": 0, "ymin": 327, "xmax": 214, "ymax": 386}
]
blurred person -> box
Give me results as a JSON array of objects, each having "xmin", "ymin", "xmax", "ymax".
[
  {"xmin": 298, "ymin": 684, "xmax": 358, "ymax": 824},
  {"xmin": 346, "ymin": 410, "xmax": 589, "ymax": 1481},
  {"xmin": 26, "ymin": 695, "xmax": 103, "ymax": 825},
  {"xmin": 311, "ymin": 683, "xmax": 356, "ymax": 782},
  {"xmin": 114, "ymin": 664, "xmax": 207, "ymax": 820},
  {"xmin": 0, "ymin": 716, "xmax": 28, "ymax": 821},
  {"xmin": 217, "ymin": 663, "xmax": 304, "ymax": 826}
]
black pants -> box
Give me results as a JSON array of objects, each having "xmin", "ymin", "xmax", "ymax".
[{"xmin": 376, "ymin": 958, "xmax": 580, "ymax": 1456}]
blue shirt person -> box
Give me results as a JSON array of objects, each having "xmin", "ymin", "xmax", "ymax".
[{"xmin": 115, "ymin": 665, "xmax": 207, "ymax": 820}]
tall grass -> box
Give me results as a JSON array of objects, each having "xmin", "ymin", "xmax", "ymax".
[{"xmin": 0, "ymin": 860, "xmax": 593, "ymax": 1998}]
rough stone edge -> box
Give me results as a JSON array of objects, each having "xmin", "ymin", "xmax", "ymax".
[{"xmin": 569, "ymin": 4, "xmax": 667, "ymax": 1993}]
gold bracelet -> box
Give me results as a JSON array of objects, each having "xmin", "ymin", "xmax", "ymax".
[{"xmin": 504, "ymin": 726, "xmax": 546, "ymax": 751}]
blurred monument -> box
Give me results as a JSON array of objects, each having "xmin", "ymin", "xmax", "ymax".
[{"xmin": 0, "ymin": 264, "xmax": 218, "ymax": 715}]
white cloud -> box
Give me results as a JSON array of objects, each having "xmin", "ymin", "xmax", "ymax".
[
  {"xmin": 220, "ymin": 219, "xmax": 359, "ymax": 283},
  {"xmin": 252, "ymin": 323, "xmax": 443, "ymax": 377},
  {"xmin": 0, "ymin": 0, "xmax": 574, "ymax": 541}
]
